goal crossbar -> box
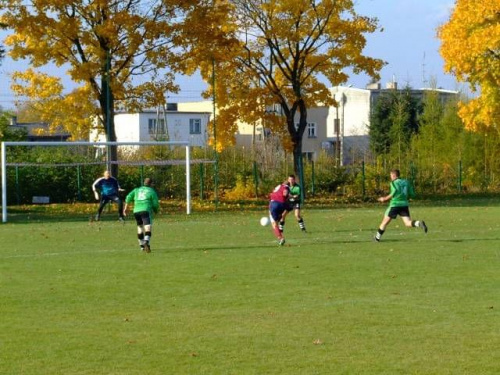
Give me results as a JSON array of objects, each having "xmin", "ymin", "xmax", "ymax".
[{"xmin": 1, "ymin": 141, "xmax": 192, "ymax": 223}]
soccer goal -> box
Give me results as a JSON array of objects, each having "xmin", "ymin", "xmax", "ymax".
[{"xmin": 1, "ymin": 141, "xmax": 194, "ymax": 223}]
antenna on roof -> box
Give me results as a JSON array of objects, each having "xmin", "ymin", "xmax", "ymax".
[{"xmin": 422, "ymin": 52, "xmax": 428, "ymax": 88}]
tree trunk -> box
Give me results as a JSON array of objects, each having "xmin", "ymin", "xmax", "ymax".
[
  {"xmin": 285, "ymin": 98, "xmax": 308, "ymax": 201},
  {"xmin": 100, "ymin": 62, "xmax": 119, "ymax": 177}
]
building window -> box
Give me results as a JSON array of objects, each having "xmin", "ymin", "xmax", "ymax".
[
  {"xmin": 307, "ymin": 123, "xmax": 317, "ymax": 138},
  {"xmin": 148, "ymin": 119, "xmax": 166, "ymax": 134},
  {"xmin": 295, "ymin": 122, "xmax": 317, "ymax": 138},
  {"xmin": 189, "ymin": 118, "xmax": 201, "ymax": 134},
  {"xmin": 302, "ymin": 151, "xmax": 314, "ymax": 161}
]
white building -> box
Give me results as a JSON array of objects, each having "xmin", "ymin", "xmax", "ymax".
[{"xmin": 90, "ymin": 108, "xmax": 211, "ymax": 147}]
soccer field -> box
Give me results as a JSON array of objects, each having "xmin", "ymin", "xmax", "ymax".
[{"xmin": 1, "ymin": 202, "xmax": 499, "ymax": 374}]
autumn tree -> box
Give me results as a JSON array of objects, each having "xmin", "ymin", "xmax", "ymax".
[
  {"xmin": 11, "ymin": 70, "xmax": 95, "ymax": 140},
  {"xmin": 194, "ymin": 0, "xmax": 384, "ymax": 183},
  {"xmin": 2, "ymin": 0, "xmax": 205, "ymax": 175},
  {"xmin": 438, "ymin": 0, "xmax": 500, "ymax": 131}
]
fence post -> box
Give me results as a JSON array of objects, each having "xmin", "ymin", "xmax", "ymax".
[
  {"xmin": 362, "ymin": 161, "xmax": 366, "ymax": 199},
  {"xmin": 458, "ymin": 160, "xmax": 462, "ymax": 193},
  {"xmin": 77, "ymin": 165, "xmax": 82, "ymax": 201},
  {"xmin": 15, "ymin": 166, "xmax": 20, "ymax": 205},
  {"xmin": 140, "ymin": 165, "xmax": 144, "ymax": 185},
  {"xmin": 253, "ymin": 161, "xmax": 259, "ymax": 198},
  {"xmin": 311, "ymin": 160, "xmax": 315, "ymax": 196},
  {"xmin": 199, "ymin": 163, "xmax": 204, "ymax": 200}
]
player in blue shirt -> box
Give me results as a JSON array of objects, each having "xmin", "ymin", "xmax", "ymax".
[{"xmin": 92, "ymin": 170, "xmax": 125, "ymax": 221}]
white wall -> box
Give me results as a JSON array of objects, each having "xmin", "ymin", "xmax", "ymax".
[
  {"xmin": 107, "ymin": 111, "xmax": 211, "ymax": 147},
  {"xmin": 328, "ymin": 87, "xmax": 371, "ymax": 138},
  {"xmin": 115, "ymin": 113, "xmax": 141, "ymax": 142}
]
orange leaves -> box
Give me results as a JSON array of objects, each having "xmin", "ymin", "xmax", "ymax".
[
  {"xmin": 11, "ymin": 69, "xmax": 63, "ymax": 99},
  {"xmin": 438, "ymin": 0, "xmax": 500, "ymax": 130},
  {"xmin": 201, "ymin": 0, "xmax": 382, "ymax": 152},
  {"xmin": 11, "ymin": 69, "xmax": 95, "ymax": 139}
]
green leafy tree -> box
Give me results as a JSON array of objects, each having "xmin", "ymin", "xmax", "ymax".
[
  {"xmin": 0, "ymin": 111, "xmax": 27, "ymax": 141},
  {"xmin": 369, "ymin": 86, "xmax": 420, "ymax": 162}
]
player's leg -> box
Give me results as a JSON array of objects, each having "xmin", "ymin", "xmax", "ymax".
[
  {"xmin": 280, "ymin": 209, "xmax": 290, "ymax": 231},
  {"xmin": 134, "ymin": 212, "xmax": 145, "ymax": 250},
  {"xmin": 111, "ymin": 196, "xmax": 125, "ymax": 221},
  {"xmin": 294, "ymin": 206, "xmax": 306, "ymax": 231},
  {"xmin": 374, "ymin": 207, "xmax": 395, "ymax": 242},
  {"xmin": 96, "ymin": 197, "xmax": 109, "ymax": 220},
  {"xmin": 270, "ymin": 202, "xmax": 286, "ymax": 245},
  {"xmin": 402, "ymin": 211, "xmax": 428, "ymax": 233},
  {"xmin": 110, "ymin": 195, "xmax": 125, "ymax": 221},
  {"xmin": 142, "ymin": 212, "xmax": 153, "ymax": 253}
]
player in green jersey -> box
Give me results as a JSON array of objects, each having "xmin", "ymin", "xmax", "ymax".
[
  {"xmin": 124, "ymin": 178, "xmax": 160, "ymax": 253},
  {"xmin": 374, "ymin": 169, "xmax": 427, "ymax": 242},
  {"xmin": 280, "ymin": 174, "xmax": 306, "ymax": 232}
]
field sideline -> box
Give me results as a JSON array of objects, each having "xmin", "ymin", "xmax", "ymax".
[{"xmin": 1, "ymin": 201, "xmax": 499, "ymax": 374}]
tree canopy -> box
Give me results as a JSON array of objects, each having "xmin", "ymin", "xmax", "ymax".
[
  {"xmin": 2, "ymin": 0, "xmax": 214, "ymax": 174},
  {"xmin": 196, "ymin": 0, "xmax": 384, "ymax": 176},
  {"xmin": 438, "ymin": 0, "xmax": 500, "ymax": 131}
]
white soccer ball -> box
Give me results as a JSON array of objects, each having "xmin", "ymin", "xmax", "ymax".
[{"xmin": 260, "ymin": 216, "xmax": 270, "ymax": 226}]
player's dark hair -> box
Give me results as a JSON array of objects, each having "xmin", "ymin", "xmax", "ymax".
[
  {"xmin": 390, "ymin": 169, "xmax": 400, "ymax": 177},
  {"xmin": 144, "ymin": 178, "xmax": 153, "ymax": 186},
  {"xmin": 289, "ymin": 174, "xmax": 296, "ymax": 179}
]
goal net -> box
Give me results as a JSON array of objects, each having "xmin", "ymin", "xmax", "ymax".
[{"xmin": 1, "ymin": 141, "xmax": 196, "ymax": 223}]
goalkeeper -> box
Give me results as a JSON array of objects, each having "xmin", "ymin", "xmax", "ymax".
[
  {"xmin": 92, "ymin": 170, "xmax": 125, "ymax": 221},
  {"xmin": 124, "ymin": 178, "xmax": 159, "ymax": 253}
]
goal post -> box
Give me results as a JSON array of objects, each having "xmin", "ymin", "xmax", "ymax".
[{"xmin": 1, "ymin": 141, "xmax": 191, "ymax": 223}]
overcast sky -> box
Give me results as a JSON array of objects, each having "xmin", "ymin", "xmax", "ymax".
[{"xmin": 0, "ymin": 0, "xmax": 459, "ymax": 109}]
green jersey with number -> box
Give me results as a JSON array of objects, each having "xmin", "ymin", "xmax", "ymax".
[
  {"xmin": 289, "ymin": 183, "xmax": 301, "ymax": 202},
  {"xmin": 125, "ymin": 186, "xmax": 159, "ymax": 214},
  {"xmin": 389, "ymin": 178, "xmax": 415, "ymax": 207}
]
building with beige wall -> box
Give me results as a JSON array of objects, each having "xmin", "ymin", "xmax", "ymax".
[{"xmin": 175, "ymin": 84, "xmax": 458, "ymax": 165}]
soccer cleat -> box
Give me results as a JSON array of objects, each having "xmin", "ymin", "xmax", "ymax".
[
  {"xmin": 140, "ymin": 246, "xmax": 145, "ymax": 251},
  {"xmin": 301, "ymin": 227, "xmax": 307, "ymax": 232},
  {"xmin": 278, "ymin": 238, "xmax": 286, "ymax": 246},
  {"xmin": 143, "ymin": 243, "xmax": 151, "ymax": 253},
  {"xmin": 373, "ymin": 235, "xmax": 380, "ymax": 242},
  {"xmin": 421, "ymin": 221, "xmax": 428, "ymax": 234}
]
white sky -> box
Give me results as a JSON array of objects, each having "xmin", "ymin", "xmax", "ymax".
[{"xmin": 0, "ymin": 0, "xmax": 461, "ymax": 109}]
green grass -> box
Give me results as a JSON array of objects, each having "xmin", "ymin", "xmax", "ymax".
[{"xmin": 1, "ymin": 201, "xmax": 499, "ymax": 374}]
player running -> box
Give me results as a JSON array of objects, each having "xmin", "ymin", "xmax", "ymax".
[
  {"xmin": 280, "ymin": 174, "xmax": 306, "ymax": 232},
  {"xmin": 92, "ymin": 170, "xmax": 125, "ymax": 221},
  {"xmin": 374, "ymin": 169, "xmax": 428, "ymax": 242},
  {"xmin": 124, "ymin": 178, "xmax": 160, "ymax": 253},
  {"xmin": 269, "ymin": 180, "xmax": 290, "ymax": 246}
]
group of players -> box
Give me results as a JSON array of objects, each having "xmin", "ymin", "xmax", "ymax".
[
  {"xmin": 268, "ymin": 169, "xmax": 428, "ymax": 246},
  {"xmin": 92, "ymin": 171, "xmax": 159, "ymax": 253},
  {"xmin": 92, "ymin": 168, "xmax": 428, "ymax": 252}
]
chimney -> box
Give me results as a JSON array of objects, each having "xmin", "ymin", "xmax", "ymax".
[
  {"xmin": 366, "ymin": 82, "xmax": 381, "ymax": 90},
  {"xmin": 10, "ymin": 116, "xmax": 17, "ymax": 126},
  {"xmin": 386, "ymin": 82, "xmax": 398, "ymax": 90}
]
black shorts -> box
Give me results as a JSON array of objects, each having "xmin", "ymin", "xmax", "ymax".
[
  {"xmin": 134, "ymin": 211, "xmax": 152, "ymax": 226},
  {"xmin": 286, "ymin": 201, "xmax": 301, "ymax": 211},
  {"xmin": 386, "ymin": 206, "xmax": 410, "ymax": 219}
]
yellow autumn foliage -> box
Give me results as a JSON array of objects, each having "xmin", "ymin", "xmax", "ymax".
[{"xmin": 438, "ymin": 0, "xmax": 500, "ymax": 130}]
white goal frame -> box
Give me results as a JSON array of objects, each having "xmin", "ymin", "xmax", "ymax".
[{"xmin": 1, "ymin": 141, "xmax": 191, "ymax": 223}]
